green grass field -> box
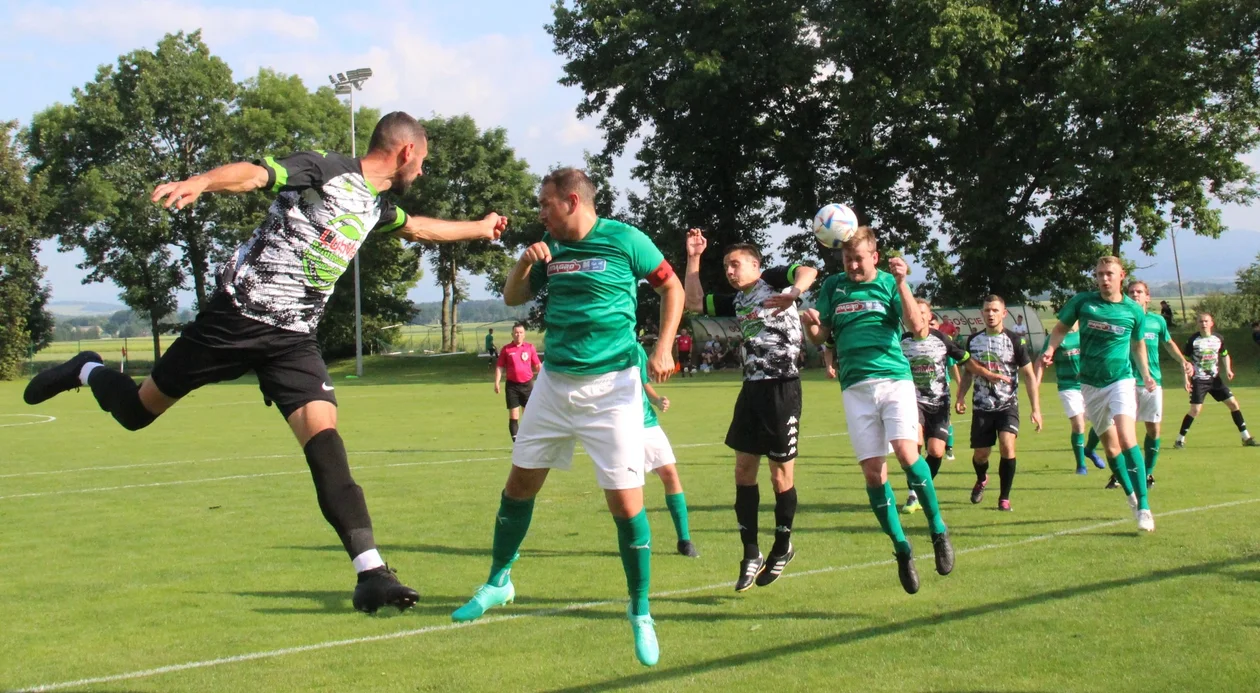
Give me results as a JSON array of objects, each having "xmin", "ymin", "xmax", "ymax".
[{"xmin": 3, "ymin": 354, "xmax": 1260, "ymax": 692}]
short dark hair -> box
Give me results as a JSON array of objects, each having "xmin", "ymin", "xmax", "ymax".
[
  {"xmin": 542, "ymin": 167, "xmax": 597, "ymax": 205},
  {"xmin": 368, "ymin": 112, "xmax": 428, "ymax": 153},
  {"xmin": 513, "ymin": 322, "xmax": 526, "ymax": 330},
  {"xmin": 487, "ymin": 328, "xmax": 493, "ymax": 333},
  {"xmin": 723, "ymin": 243, "xmax": 762, "ymax": 265},
  {"xmin": 982, "ymin": 294, "xmax": 1006, "ymax": 307}
]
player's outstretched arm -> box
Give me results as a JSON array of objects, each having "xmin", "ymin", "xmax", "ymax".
[
  {"xmin": 682, "ymin": 228, "xmax": 708, "ymax": 313},
  {"xmin": 395, "ymin": 213, "xmax": 506, "ymax": 243},
  {"xmin": 1021, "ymin": 362, "xmax": 1042, "ymax": 431},
  {"xmin": 151, "ymin": 161, "xmax": 269, "ymax": 210},
  {"xmin": 504, "ymin": 242, "xmax": 550, "ymax": 307},
  {"xmin": 649, "ymin": 273, "xmax": 685, "ymax": 383}
]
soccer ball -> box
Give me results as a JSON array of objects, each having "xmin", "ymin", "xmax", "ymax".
[{"xmin": 812, "ymin": 203, "xmax": 859, "ymax": 248}]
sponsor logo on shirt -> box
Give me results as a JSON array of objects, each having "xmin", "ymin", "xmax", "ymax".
[
  {"xmin": 1143, "ymin": 332, "xmax": 1158, "ymax": 341},
  {"xmin": 1086, "ymin": 319, "xmax": 1125, "ymax": 335},
  {"xmin": 1062, "ymin": 348, "xmax": 1080, "ymax": 357},
  {"xmin": 833, "ymin": 301, "xmax": 886, "ymax": 314},
  {"xmin": 547, "ymin": 258, "xmax": 608, "ymax": 275}
]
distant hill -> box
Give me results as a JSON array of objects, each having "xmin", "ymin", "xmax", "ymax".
[{"xmin": 47, "ymin": 300, "xmax": 128, "ymax": 317}]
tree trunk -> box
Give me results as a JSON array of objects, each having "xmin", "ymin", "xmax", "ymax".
[
  {"xmin": 440, "ymin": 277, "xmax": 452, "ymax": 352},
  {"xmin": 188, "ymin": 238, "xmax": 209, "ymax": 311},
  {"xmin": 1111, "ymin": 208, "xmax": 1123, "ymax": 258},
  {"xmin": 448, "ymin": 254, "xmax": 460, "ymax": 352},
  {"xmin": 149, "ymin": 312, "xmax": 162, "ymax": 362}
]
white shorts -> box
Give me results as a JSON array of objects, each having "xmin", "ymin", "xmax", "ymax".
[
  {"xmin": 643, "ymin": 425, "xmax": 677, "ymax": 472},
  {"xmin": 1082, "ymin": 379, "xmax": 1138, "ymax": 434},
  {"xmin": 512, "ymin": 366, "xmax": 646, "ymax": 490},
  {"xmin": 1058, "ymin": 389, "xmax": 1085, "ymax": 419},
  {"xmin": 842, "ymin": 378, "xmax": 919, "ymax": 462},
  {"xmin": 1136, "ymin": 386, "xmax": 1163, "ymax": 423}
]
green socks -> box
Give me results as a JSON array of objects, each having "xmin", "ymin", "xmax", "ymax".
[
  {"xmin": 615, "ymin": 509, "xmax": 652, "ymax": 617},
  {"xmin": 664, "ymin": 492, "xmax": 691, "ymax": 542},
  {"xmin": 488, "ymin": 492, "xmax": 535, "ymax": 587},
  {"xmin": 1071, "ymin": 431, "xmax": 1086, "ymax": 469},
  {"xmin": 947, "ymin": 425, "xmax": 955, "ymax": 449},
  {"xmin": 1085, "ymin": 428, "xmax": 1100, "ymax": 457},
  {"xmin": 904, "ymin": 458, "xmax": 947, "ymax": 535},
  {"xmin": 867, "ymin": 482, "xmax": 911, "ymax": 556},
  {"xmin": 1106, "ymin": 455, "xmax": 1135, "ymax": 495},
  {"xmin": 1124, "ymin": 446, "xmax": 1150, "ymax": 511},
  {"xmin": 1145, "ymin": 436, "xmax": 1160, "ymax": 475}
]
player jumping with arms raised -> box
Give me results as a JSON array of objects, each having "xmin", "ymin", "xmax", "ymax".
[
  {"xmin": 683, "ymin": 228, "xmax": 818, "ymax": 591},
  {"xmin": 802, "ymin": 227, "xmax": 954, "ymax": 594}
]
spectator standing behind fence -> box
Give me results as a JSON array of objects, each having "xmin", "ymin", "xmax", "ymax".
[
  {"xmin": 1161, "ymin": 301, "xmax": 1175, "ymax": 326},
  {"xmin": 485, "ymin": 328, "xmax": 497, "ymax": 358}
]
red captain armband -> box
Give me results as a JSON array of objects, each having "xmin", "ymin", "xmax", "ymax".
[{"xmin": 647, "ymin": 260, "xmax": 675, "ymax": 288}]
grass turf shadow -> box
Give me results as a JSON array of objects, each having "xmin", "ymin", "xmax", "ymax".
[{"xmin": 542, "ymin": 553, "xmax": 1260, "ymax": 692}]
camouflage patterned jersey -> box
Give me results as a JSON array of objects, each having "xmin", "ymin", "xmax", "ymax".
[
  {"xmin": 215, "ymin": 151, "xmax": 408, "ymax": 333},
  {"xmin": 702, "ymin": 265, "xmax": 804, "ymax": 380},
  {"xmin": 965, "ymin": 329, "xmax": 1032, "ymax": 412},
  {"xmin": 901, "ymin": 328, "xmax": 971, "ymax": 412}
]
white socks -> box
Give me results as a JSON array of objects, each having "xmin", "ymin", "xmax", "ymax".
[
  {"xmin": 79, "ymin": 362, "xmax": 103, "ymax": 385},
  {"xmin": 352, "ymin": 549, "xmax": 384, "ymax": 574}
]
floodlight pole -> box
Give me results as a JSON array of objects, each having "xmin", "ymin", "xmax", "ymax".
[{"xmin": 331, "ymin": 69, "xmax": 372, "ymax": 376}]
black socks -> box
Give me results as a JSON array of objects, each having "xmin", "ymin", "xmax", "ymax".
[
  {"xmin": 735, "ymin": 484, "xmax": 760, "ymax": 557},
  {"xmin": 304, "ymin": 429, "xmax": 375, "ymax": 559},
  {"xmin": 87, "ymin": 367, "xmax": 157, "ymax": 431}
]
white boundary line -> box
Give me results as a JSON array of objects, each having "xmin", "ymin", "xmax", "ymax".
[
  {"xmin": 9, "ymin": 496, "xmax": 1257, "ymax": 693},
  {"xmin": 0, "ymin": 414, "xmax": 56, "ymax": 428},
  {"xmin": 0, "ymin": 433, "xmax": 851, "ymax": 489}
]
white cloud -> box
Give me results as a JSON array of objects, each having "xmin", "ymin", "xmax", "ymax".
[
  {"xmin": 14, "ymin": 0, "xmax": 319, "ymax": 45},
  {"xmin": 557, "ymin": 112, "xmax": 598, "ymax": 146}
]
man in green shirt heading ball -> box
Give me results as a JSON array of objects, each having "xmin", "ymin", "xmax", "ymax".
[
  {"xmin": 802, "ymin": 226, "xmax": 954, "ymax": 595},
  {"xmin": 1043, "ymin": 257, "xmax": 1157, "ymax": 532}
]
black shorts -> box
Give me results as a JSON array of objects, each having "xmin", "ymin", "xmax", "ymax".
[
  {"xmin": 725, "ymin": 378, "xmax": 802, "ymax": 462},
  {"xmin": 505, "ymin": 380, "xmax": 533, "ymax": 410},
  {"xmin": 970, "ymin": 407, "xmax": 1020, "ymax": 449},
  {"xmin": 919, "ymin": 403, "xmax": 951, "ymax": 442},
  {"xmin": 1190, "ymin": 377, "xmax": 1233, "ymax": 405},
  {"xmin": 149, "ymin": 293, "xmax": 336, "ymax": 419}
]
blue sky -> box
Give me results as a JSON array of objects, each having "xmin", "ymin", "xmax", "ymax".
[{"xmin": 3, "ymin": 0, "xmax": 1259, "ymax": 306}]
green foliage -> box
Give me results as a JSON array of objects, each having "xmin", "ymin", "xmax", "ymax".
[
  {"xmin": 0, "ymin": 121, "xmax": 53, "ymax": 378},
  {"xmin": 549, "ymin": 0, "xmax": 1260, "ymax": 305},
  {"xmin": 397, "ymin": 115, "xmax": 540, "ymax": 351}
]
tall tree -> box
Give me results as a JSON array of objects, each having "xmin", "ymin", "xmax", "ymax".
[
  {"xmin": 397, "ymin": 115, "xmax": 539, "ymax": 352},
  {"xmin": 0, "ymin": 121, "xmax": 53, "ymax": 379},
  {"xmin": 25, "ymin": 33, "xmax": 236, "ymax": 356}
]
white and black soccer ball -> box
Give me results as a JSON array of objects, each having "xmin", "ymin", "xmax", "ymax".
[{"xmin": 812, "ymin": 203, "xmax": 859, "ymax": 249}]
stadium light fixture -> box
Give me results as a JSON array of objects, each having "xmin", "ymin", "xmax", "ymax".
[{"xmin": 329, "ymin": 68, "xmax": 374, "ymax": 377}]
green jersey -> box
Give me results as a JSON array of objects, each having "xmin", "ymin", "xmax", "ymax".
[
  {"xmin": 814, "ymin": 270, "xmax": 912, "ymax": 389},
  {"xmin": 485, "ymin": 333, "xmax": 494, "ymax": 351},
  {"xmin": 1041, "ymin": 329, "xmax": 1082, "ymax": 391},
  {"xmin": 1056, "ymin": 291, "xmax": 1145, "ymax": 387},
  {"xmin": 637, "ymin": 347, "xmax": 659, "ymax": 428},
  {"xmin": 1133, "ymin": 313, "xmax": 1171, "ymax": 386},
  {"xmin": 528, "ymin": 218, "xmax": 666, "ymax": 376}
]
